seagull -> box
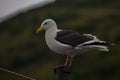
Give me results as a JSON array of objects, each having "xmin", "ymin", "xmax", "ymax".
[{"xmin": 36, "ymin": 19, "xmax": 114, "ymax": 66}]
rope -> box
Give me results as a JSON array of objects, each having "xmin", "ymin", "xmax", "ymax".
[{"xmin": 0, "ymin": 67, "xmax": 36, "ymax": 80}]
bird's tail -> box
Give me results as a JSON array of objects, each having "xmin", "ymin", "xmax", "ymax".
[
  {"xmin": 97, "ymin": 41, "xmax": 116, "ymax": 46},
  {"xmin": 83, "ymin": 41, "xmax": 116, "ymax": 46},
  {"xmin": 91, "ymin": 41, "xmax": 118, "ymax": 51},
  {"xmin": 82, "ymin": 41, "xmax": 117, "ymax": 52}
]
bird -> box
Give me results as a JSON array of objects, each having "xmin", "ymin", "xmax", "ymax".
[{"xmin": 36, "ymin": 19, "xmax": 114, "ymax": 66}]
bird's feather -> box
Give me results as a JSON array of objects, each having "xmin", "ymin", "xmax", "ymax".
[{"xmin": 55, "ymin": 30, "xmax": 94, "ymax": 47}]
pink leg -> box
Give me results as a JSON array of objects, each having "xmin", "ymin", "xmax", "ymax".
[
  {"xmin": 64, "ymin": 54, "xmax": 73, "ymax": 66},
  {"xmin": 69, "ymin": 55, "xmax": 73, "ymax": 66},
  {"xmin": 64, "ymin": 55, "xmax": 69, "ymax": 66}
]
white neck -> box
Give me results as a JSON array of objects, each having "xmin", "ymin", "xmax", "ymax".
[{"xmin": 46, "ymin": 25, "xmax": 58, "ymax": 34}]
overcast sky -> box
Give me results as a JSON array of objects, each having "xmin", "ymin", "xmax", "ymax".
[{"xmin": 0, "ymin": 0, "xmax": 55, "ymax": 22}]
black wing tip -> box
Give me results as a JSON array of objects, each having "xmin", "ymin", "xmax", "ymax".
[
  {"xmin": 106, "ymin": 42, "xmax": 120, "ymax": 46},
  {"xmin": 82, "ymin": 41, "xmax": 119, "ymax": 46}
]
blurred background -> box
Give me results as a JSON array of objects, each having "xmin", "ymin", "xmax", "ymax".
[{"xmin": 0, "ymin": 0, "xmax": 120, "ymax": 80}]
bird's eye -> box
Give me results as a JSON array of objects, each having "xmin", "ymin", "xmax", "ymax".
[{"xmin": 44, "ymin": 22, "xmax": 47, "ymax": 25}]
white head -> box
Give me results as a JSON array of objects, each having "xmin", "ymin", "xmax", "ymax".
[{"xmin": 36, "ymin": 19, "xmax": 57, "ymax": 33}]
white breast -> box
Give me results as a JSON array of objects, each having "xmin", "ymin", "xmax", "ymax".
[{"xmin": 45, "ymin": 29, "xmax": 72, "ymax": 54}]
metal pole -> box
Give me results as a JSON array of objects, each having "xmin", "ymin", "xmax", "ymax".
[{"xmin": 54, "ymin": 65, "xmax": 72, "ymax": 80}]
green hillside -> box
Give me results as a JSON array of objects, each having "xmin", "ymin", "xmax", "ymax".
[{"xmin": 0, "ymin": 0, "xmax": 120, "ymax": 80}]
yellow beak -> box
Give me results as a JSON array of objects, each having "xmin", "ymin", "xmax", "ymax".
[{"xmin": 36, "ymin": 27, "xmax": 43, "ymax": 34}]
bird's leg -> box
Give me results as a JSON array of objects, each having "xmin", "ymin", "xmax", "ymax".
[
  {"xmin": 64, "ymin": 54, "xmax": 73, "ymax": 66},
  {"xmin": 64, "ymin": 55, "xmax": 69, "ymax": 66},
  {"xmin": 69, "ymin": 55, "xmax": 73, "ymax": 66}
]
